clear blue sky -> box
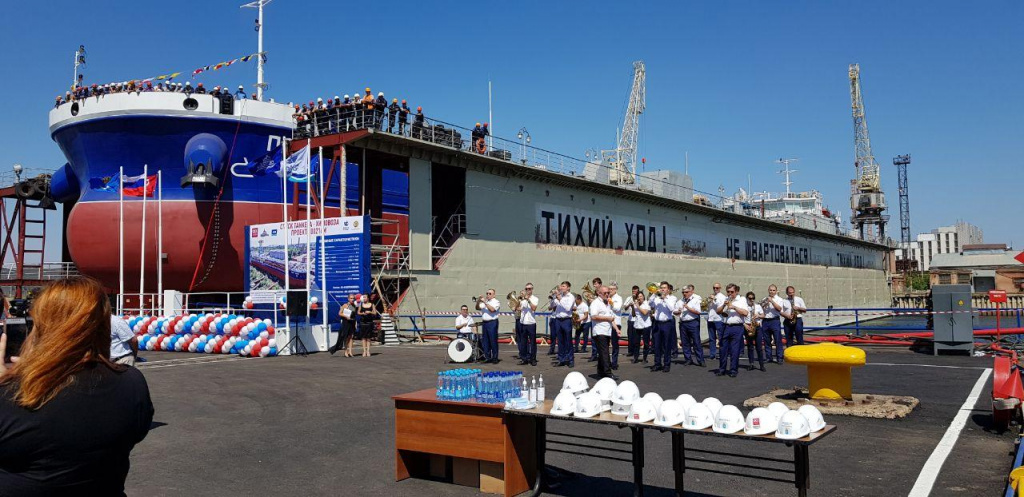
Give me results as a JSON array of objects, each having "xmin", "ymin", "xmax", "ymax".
[{"xmin": 1, "ymin": 0, "xmax": 1021, "ymax": 261}]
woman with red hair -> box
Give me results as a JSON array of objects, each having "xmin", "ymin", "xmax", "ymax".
[{"xmin": 0, "ymin": 276, "xmax": 154, "ymax": 496}]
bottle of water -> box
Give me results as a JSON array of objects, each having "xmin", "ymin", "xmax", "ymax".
[
  {"xmin": 538, "ymin": 374, "xmax": 545, "ymax": 401},
  {"xmin": 436, "ymin": 372, "xmax": 443, "ymax": 400},
  {"xmin": 521, "ymin": 375, "xmax": 528, "ymax": 400},
  {"xmin": 530, "ymin": 376, "xmax": 537, "ymax": 402}
]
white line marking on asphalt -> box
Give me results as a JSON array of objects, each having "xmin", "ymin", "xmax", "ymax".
[
  {"xmin": 867, "ymin": 362, "xmax": 989, "ymax": 370},
  {"xmin": 138, "ymin": 357, "xmax": 248, "ymax": 369},
  {"xmin": 908, "ymin": 367, "xmax": 992, "ymax": 497}
]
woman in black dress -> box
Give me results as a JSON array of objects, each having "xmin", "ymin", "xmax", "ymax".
[
  {"xmin": 329, "ymin": 293, "xmax": 356, "ymax": 357},
  {"xmin": 356, "ymin": 294, "xmax": 377, "ymax": 357}
]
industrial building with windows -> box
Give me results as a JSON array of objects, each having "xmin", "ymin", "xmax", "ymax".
[{"xmin": 894, "ymin": 221, "xmax": 984, "ymax": 271}]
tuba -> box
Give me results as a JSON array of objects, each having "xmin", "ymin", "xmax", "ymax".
[
  {"xmin": 645, "ymin": 281, "xmax": 659, "ymax": 294},
  {"xmin": 582, "ymin": 282, "xmax": 596, "ymax": 303}
]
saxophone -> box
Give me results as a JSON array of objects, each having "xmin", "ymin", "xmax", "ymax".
[
  {"xmin": 744, "ymin": 303, "xmax": 762, "ymax": 338},
  {"xmin": 786, "ymin": 298, "xmax": 803, "ymax": 325}
]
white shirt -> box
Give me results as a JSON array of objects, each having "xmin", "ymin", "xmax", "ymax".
[
  {"xmin": 680, "ymin": 294, "xmax": 702, "ymax": 321},
  {"xmin": 589, "ymin": 298, "xmax": 614, "ymax": 337},
  {"xmin": 479, "ymin": 298, "xmax": 500, "ymax": 321},
  {"xmin": 723, "ymin": 297, "xmax": 749, "ymax": 325},
  {"xmin": 649, "ymin": 294, "xmax": 678, "ymax": 322},
  {"xmin": 520, "ymin": 295, "xmax": 540, "ymax": 325},
  {"xmin": 575, "ymin": 301, "xmax": 590, "ymax": 324},
  {"xmin": 624, "ymin": 296, "xmax": 638, "ymax": 322},
  {"xmin": 551, "ymin": 292, "xmax": 575, "ymax": 318},
  {"xmin": 110, "ymin": 315, "xmax": 135, "ymax": 359},
  {"xmin": 744, "ymin": 303, "xmax": 765, "ymax": 325},
  {"xmin": 764, "ymin": 295, "xmax": 787, "ymax": 319},
  {"xmin": 790, "ymin": 296, "xmax": 806, "ymax": 319},
  {"xmin": 609, "ymin": 293, "xmax": 623, "ymax": 328},
  {"xmin": 634, "ymin": 301, "xmax": 652, "ymax": 329},
  {"xmin": 708, "ymin": 292, "xmax": 726, "ymax": 322},
  {"xmin": 455, "ymin": 314, "xmax": 475, "ymax": 332}
]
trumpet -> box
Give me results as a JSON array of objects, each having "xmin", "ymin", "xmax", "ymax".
[{"xmin": 759, "ymin": 296, "xmax": 773, "ymax": 310}]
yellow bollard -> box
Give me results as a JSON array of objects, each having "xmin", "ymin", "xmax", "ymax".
[{"xmin": 784, "ymin": 343, "xmax": 866, "ymax": 400}]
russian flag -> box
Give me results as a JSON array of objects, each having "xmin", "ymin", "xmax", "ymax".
[{"xmin": 122, "ymin": 174, "xmax": 157, "ymax": 197}]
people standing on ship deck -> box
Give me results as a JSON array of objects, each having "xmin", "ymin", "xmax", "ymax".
[
  {"xmin": 375, "ymin": 92, "xmax": 388, "ymax": 129},
  {"xmin": 677, "ymin": 284, "xmax": 705, "ymax": 367},
  {"xmin": 398, "ymin": 100, "xmax": 411, "ymax": 134},
  {"xmin": 477, "ymin": 289, "xmax": 501, "ymax": 364},
  {"xmin": 706, "ymin": 283, "xmax": 725, "ymax": 360},
  {"xmin": 412, "ymin": 106, "xmax": 425, "ymax": 139},
  {"xmin": 549, "ymin": 281, "xmax": 575, "ymax": 368},
  {"xmin": 649, "ymin": 282, "xmax": 677, "ymax": 373},
  {"xmin": 712, "ymin": 283, "xmax": 748, "ymax": 378},
  {"xmin": 762, "ymin": 284, "xmax": 791, "ymax": 363},
  {"xmin": 785, "ymin": 285, "xmax": 806, "ymax": 346},
  {"xmin": 388, "ymin": 98, "xmax": 400, "ymax": 133},
  {"xmin": 235, "ymin": 85, "xmax": 247, "ymax": 99},
  {"xmin": 472, "ymin": 123, "xmax": 483, "ymax": 151},
  {"xmin": 362, "ymin": 88, "xmax": 374, "ymax": 128}
]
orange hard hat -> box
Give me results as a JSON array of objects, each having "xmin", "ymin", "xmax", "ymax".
[
  {"xmin": 402, "ymin": 99, "xmax": 407, "ymax": 104},
  {"xmin": 476, "ymin": 122, "xmax": 481, "ymax": 127},
  {"xmin": 417, "ymin": 106, "xmax": 422, "ymax": 111}
]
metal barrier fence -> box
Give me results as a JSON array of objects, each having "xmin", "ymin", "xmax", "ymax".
[{"xmin": 290, "ymin": 107, "xmax": 864, "ymax": 242}]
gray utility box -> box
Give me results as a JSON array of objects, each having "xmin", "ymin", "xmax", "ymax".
[{"xmin": 931, "ymin": 284, "xmax": 974, "ymax": 355}]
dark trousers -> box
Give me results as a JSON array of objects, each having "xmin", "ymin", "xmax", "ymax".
[
  {"xmin": 521, "ymin": 323, "xmax": 537, "ymax": 362},
  {"xmin": 627, "ymin": 321, "xmax": 637, "ymax": 356},
  {"xmin": 593, "ymin": 334, "xmax": 611, "ymax": 377},
  {"xmin": 718, "ymin": 323, "xmax": 744, "ymax": 375},
  {"xmin": 785, "ymin": 318, "xmax": 804, "ymax": 347},
  {"xmin": 514, "ymin": 319, "xmax": 524, "ymax": 358},
  {"xmin": 547, "ymin": 318, "xmax": 557, "ymax": 355},
  {"xmin": 745, "ymin": 326, "xmax": 764, "ymax": 368},
  {"xmin": 575, "ymin": 322, "xmax": 591, "ymax": 351},
  {"xmin": 707, "ymin": 320, "xmax": 722, "ymax": 358},
  {"xmin": 611, "ymin": 328, "xmax": 620, "ymax": 366},
  {"xmin": 637, "ymin": 326, "xmax": 652, "ymax": 360},
  {"xmin": 763, "ymin": 318, "xmax": 784, "ymax": 362},
  {"xmin": 481, "ymin": 320, "xmax": 499, "ymax": 361},
  {"xmin": 653, "ymin": 320, "xmax": 674, "ymax": 369},
  {"xmin": 670, "ymin": 320, "xmax": 679, "ymax": 357},
  {"xmin": 555, "ymin": 318, "xmax": 574, "ymax": 365},
  {"xmin": 679, "ymin": 319, "xmax": 703, "ymax": 363}
]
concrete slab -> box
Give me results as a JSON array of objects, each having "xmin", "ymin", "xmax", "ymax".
[{"xmin": 127, "ymin": 344, "xmax": 1013, "ymax": 496}]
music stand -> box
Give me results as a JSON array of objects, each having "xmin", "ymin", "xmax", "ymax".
[{"xmin": 282, "ymin": 290, "xmax": 310, "ymax": 356}]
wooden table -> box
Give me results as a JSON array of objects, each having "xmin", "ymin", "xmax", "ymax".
[
  {"xmin": 507, "ymin": 400, "xmax": 836, "ymax": 497},
  {"xmin": 393, "ymin": 389, "xmax": 538, "ymax": 496}
]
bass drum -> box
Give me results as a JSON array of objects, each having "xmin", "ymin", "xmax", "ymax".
[{"xmin": 447, "ymin": 338, "xmax": 474, "ymax": 363}]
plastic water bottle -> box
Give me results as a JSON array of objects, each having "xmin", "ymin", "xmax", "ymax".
[
  {"xmin": 529, "ymin": 376, "xmax": 537, "ymax": 402},
  {"xmin": 437, "ymin": 372, "xmax": 444, "ymax": 400},
  {"xmin": 538, "ymin": 374, "xmax": 545, "ymax": 401},
  {"xmin": 521, "ymin": 376, "xmax": 528, "ymax": 400}
]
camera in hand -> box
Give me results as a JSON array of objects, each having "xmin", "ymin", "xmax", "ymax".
[{"xmin": 3, "ymin": 317, "xmax": 33, "ymax": 362}]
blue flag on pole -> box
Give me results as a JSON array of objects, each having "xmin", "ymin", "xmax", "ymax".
[{"xmin": 248, "ymin": 146, "xmax": 284, "ymax": 176}]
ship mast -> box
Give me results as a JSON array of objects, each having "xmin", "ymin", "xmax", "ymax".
[
  {"xmin": 775, "ymin": 157, "xmax": 799, "ymax": 196},
  {"xmin": 241, "ymin": 0, "xmax": 272, "ymax": 101}
]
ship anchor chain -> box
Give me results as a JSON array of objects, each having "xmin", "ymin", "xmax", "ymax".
[{"xmin": 194, "ymin": 202, "xmax": 222, "ymax": 288}]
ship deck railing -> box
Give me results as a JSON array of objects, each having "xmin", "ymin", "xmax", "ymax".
[
  {"xmin": 292, "ymin": 108, "xmax": 874, "ymax": 243},
  {"xmin": 1, "ymin": 262, "xmax": 79, "ymax": 282}
]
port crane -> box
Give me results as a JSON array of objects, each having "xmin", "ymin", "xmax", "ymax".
[
  {"xmin": 848, "ymin": 64, "xmax": 888, "ymax": 243},
  {"xmin": 603, "ymin": 61, "xmax": 646, "ymax": 185}
]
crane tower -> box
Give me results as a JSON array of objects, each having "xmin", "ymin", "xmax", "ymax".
[
  {"xmin": 848, "ymin": 63, "xmax": 888, "ymax": 243},
  {"xmin": 603, "ymin": 61, "xmax": 646, "ymax": 185}
]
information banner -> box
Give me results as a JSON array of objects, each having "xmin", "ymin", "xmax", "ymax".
[{"xmin": 244, "ymin": 215, "xmax": 371, "ymax": 319}]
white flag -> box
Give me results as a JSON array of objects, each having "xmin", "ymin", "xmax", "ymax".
[{"xmin": 280, "ymin": 145, "xmax": 312, "ymax": 183}]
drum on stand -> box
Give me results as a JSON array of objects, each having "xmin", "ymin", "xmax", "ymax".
[{"xmin": 448, "ymin": 338, "xmax": 475, "ymax": 363}]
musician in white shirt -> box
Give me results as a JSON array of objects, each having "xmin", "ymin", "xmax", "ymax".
[
  {"xmin": 573, "ymin": 294, "xmax": 590, "ymax": 354},
  {"xmin": 589, "ymin": 286, "xmax": 619, "ymax": 380},
  {"xmin": 676, "ymin": 285, "xmax": 705, "ymax": 367},
  {"xmin": 608, "ymin": 283, "xmax": 624, "ymax": 370},
  {"xmin": 648, "ymin": 281, "xmax": 679, "ymax": 373},
  {"xmin": 623, "ymin": 286, "xmax": 642, "ymax": 360},
  {"xmin": 743, "ymin": 291, "xmax": 766, "ymax": 372},
  {"xmin": 712, "ymin": 283, "xmax": 749, "ymax": 378},
  {"xmin": 518, "ymin": 283, "xmax": 540, "ymax": 366},
  {"xmin": 477, "ymin": 288, "xmax": 501, "ymax": 364},
  {"xmin": 706, "ymin": 283, "xmax": 725, "ymax": 360},
  {"xmin": 454, "ymin": 304, "xmax": 476, "ymax": 340},
  {"xmin": 548, "ymin": 281, "xmax": 576, "ymax": 368},
  {"xmin": 785, "ymin": 286, "xmax": 807, "ymax": 347},
  {"xmin": 762, "ymin": 284, "xmax": 792, "ymax": 363},
  {"xmin": 633, "ymin": 295, "xmax": 652, "ymax": 363}
]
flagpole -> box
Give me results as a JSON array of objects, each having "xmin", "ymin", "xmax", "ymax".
[
  {"xmin": 305, "ymin": 138, "xmax": 312, "ymax": 348},
  {"xmin": 318, "ymin": 146, "xmax": 327, "ymax": 347},
  {"xmin": 139, "ymin": 164, "xmax": 148, "ymax": 314},
  {"xmin": 282, "ymin": 140, "xmax": 290, "ymax": 352},
  {"xmin": 119, "ymin": 166, "xmax": 124, "ymax": 315},
  {"xmin": 157, "ymin": 170, "xmax": 163, "ymax": 314}
]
